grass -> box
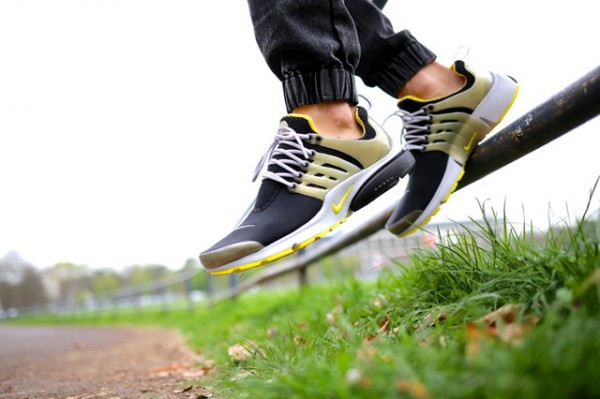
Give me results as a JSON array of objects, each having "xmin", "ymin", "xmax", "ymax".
[{"xmin": 10, "ymin": 190, "xmax": 600, "ymax": 398}]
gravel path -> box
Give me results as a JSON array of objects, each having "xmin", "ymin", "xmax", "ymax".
[{"xmin": 0, "ymin": 325, "xmax": 214, "ymax": 399}]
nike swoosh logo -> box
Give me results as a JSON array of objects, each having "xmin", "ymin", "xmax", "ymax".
[
  {"xmin": 235, "ymin": 224, "xmax": 255, "ymax": 231},
  {"xmin": 463, "ymin": 133, "xmax": 477, "ymax": 152},
  {"xmin": 332, "ymin": 185, "xmax": 354, "ymax": 215}
]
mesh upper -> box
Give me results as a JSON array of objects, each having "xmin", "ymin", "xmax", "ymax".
[{"xmin": 253, "ymin": 108, "xmax": 369, "ymax": 211}]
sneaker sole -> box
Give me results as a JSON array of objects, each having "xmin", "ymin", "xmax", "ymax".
[
  {"xmin": 389, "ymin": 72, "xmax": 520, "ymax": 238},
  {"xmin": 208, "ymin": 148, "xmax": 414, "ymax": 275}
]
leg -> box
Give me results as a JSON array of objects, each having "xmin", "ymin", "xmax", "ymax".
[
  {"xmin": 248, "ymin": 0, "xmax": 362, "ymax": 138},
  {"xmin": 199, "ymin": 0, "xmax": 415, "ymax": 273},
  {"xmin": 341, "ymin": 0, "xmax": 520, "ymax": 237}
]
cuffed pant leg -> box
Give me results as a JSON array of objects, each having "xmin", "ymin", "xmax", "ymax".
[
  {"xmin": 346, "ymin": 0, "xmax": 437, "ymax": 98},
  {"xmin": 247, "ymin": 0, "xmax": 360, "ymax": 111}
]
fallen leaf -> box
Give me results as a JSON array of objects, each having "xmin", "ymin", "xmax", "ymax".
[
  {"xmin": 147, "ymin": 363, "xmax": 192, "ymax": 373},
  {"xmin": 325, "ymin": 313, "xmax": 336, "ymax": 325},
  {"xmin": 466, "ymin": 304, "xmax": 540, "ymax": 358},
  {"xmin": 266, "ymin": 327, "xmax": 278, "ymax": 339},
  {"xmin": 227, "ymin": 342, "xmax": 264, "ymax": 364},
  {"xmin": 297, "ymin": 321, "xmax": 308, "ymax": 330},
  {"xmin": 182, "ymin": 369, "xmax": 207, "ymax": 379},
  {"xmin": 396, "ymin": 378, "xmax": 429, "ymax": 399},
  {"xmin": 362, "ymin": 313, "xmax": 391, "ymax": 344},
  {"xmin": 227, "ymin": 343, "xmax": 252, "ymax": 363},
  {"xmin": 293, "ymin": 335, "xmax": 306, "ymax": 346},
  {"xmin": 414, "ymin": 312, "xmax": 447, "ymax": 331}
]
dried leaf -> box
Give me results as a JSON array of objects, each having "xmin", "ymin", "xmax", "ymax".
[
  {"xmin": 297, "ymin": 321, "xmax": 308, "ymax": 330},
  {"xmin": 147, "ymin": 363, "xmax": 192, "ymax": 373},
  {"xmin": 414, "ymin": 312, "xmax": 447, "ymax": 332},
  {"xmin": 466, "ymin": 304, "xmax": 540, "ymax": 358},
  {"xmin": 378, "ymin": 314, "xmax": 391, "ymax": 334},
  {"xmin": 227, "ymin": 343, "xmax": 253, "ymax": 363},
  {"xmin": 395, "ymin": 378, "xmax": 429, "ymax": 399},
  {"xmin": 228, "ymin": 342, "xmax": 264, "ymax": 364},
  {"xmin": 363, "ymin": 334, "xmax": 378, "ymax": 345},
  {"xmin": 362, "ymin": 313, "xmax": 391, "ymax": 344},
  {"xmin": 266, "ymin": 327, "xmax": 278, "ymax": 339},
  {"xmin": 325, "ymin": 313, "xmax": 336, "ymax": 325},
  {"xmin": 182, "ymin": 369, "xmax": 207, "ymax": 379}
]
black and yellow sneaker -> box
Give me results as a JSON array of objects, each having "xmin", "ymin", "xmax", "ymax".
[
  {"xmin": 200, "ymin": 106, "xmax": 414, "ymax": 274},
  {"xmin": 385, "ymin": 60, "xmax": 519, "ymax": 237}
]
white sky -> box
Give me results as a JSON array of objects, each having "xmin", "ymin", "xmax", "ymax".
[{"xmin": 0, "ymin": 0, "xmax": 598, "ymax": 271}]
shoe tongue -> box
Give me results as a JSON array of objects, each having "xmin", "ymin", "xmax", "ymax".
[
  {"xmin": 253, "ymin": 115, "xmax": 315, "ymax": 212},
  {"xmin": 398, "ymin": 96, "xmax": 433, "ymax": 113},
  {"xmin": 280, "ymin": 114, "xmax": 318, "ymax": 134}
]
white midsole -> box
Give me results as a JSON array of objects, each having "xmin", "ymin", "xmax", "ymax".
[{"xmin": 408, "ymin": 157, "xmax": 463, "ymax": 229}]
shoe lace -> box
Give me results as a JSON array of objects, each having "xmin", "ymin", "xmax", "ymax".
[
  {"xmin": 386, "ymin": 108, "xmax": 431, "ymax": 151},
  {"xmin": 252, "ymin": 126, "xmax": 314, "ymax": 188}
]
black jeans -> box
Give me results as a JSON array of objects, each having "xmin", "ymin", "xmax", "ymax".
[{"xmin": 247, "ymin": 0, "xmax": 436, "ymax": 112}]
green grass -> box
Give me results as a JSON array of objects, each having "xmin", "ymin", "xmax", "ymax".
[{"xmin": 11, "ymin": 195, "xmax": 600, "ymax": 398}]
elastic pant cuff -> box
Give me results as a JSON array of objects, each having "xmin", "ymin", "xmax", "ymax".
[
  {"xmin": 373, "ymin": 40, "xmax": 437, "ymax": 98},
  {"xmin": 283, "ymin": 68, "xmax": 357, "ymax": 112}
]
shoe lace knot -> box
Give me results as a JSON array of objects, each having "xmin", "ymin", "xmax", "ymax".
[
  {"xmin": 388, "ymin": 108, "xmax": 431, "ymax": 151},
  {"xmin": 253, "ymin": 126, "xmax": 315, "ymax": 188}
]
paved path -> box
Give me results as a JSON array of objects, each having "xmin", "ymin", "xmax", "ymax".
[{"xmin": 0, "ymin": 325, "xmax": 213, "ymax": 399}]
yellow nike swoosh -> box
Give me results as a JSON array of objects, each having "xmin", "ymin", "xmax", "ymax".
[
  {"xmin": 332, "ymin": 185, "xmax": 354, "ymax": 215},
  {"xmin": 463, "ymin": 132, "xmax": 478, "ymax": 152}
]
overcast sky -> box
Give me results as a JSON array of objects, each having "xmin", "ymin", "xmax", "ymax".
[{"xmin": 1, "ymin": 0, "xmax": 598, "ymax": 271}]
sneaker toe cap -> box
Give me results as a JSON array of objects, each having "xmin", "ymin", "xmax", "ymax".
[
  {"xmin": 386, "ymin": 210, "xmax": 422, "ymax": 236},
  {"xmin": 200, "ymin": 241, "xmax": 264, "ymax": 269}
]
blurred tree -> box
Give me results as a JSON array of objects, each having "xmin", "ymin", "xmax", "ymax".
[
  {"xmin": 0, "ymin": 251, "xmax": 48, "ymax": 311},
  {"xmin": 123, "ymin": 265, "xmax": 153, "ymax": 286},
  {"xmin": 19, "ymin": 265, "xmax": 49, "ymax": 309},
  {"xmin": 0, "ymin": 251, "xmax": 27, "ymax": 284},
  {"xmin": 43, "ymin": 262, "xmax": 89, "ymax": 306},
  {"xmin": 90, "ymin": 268, "xmax": 121, "ymax": 295}
]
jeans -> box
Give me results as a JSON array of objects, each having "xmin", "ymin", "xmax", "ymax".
[{"xmin": 246, "ymin": 0, "xmax": 436, "ymax": 112}]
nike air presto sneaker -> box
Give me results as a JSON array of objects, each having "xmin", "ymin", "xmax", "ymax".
[
  {"xmin": 200, "ymin": 106, "xmax": 414, "ymax": 274},
  {"xmin": 385, "ymin": 60, "xmax": 519, "ymax": 237}
]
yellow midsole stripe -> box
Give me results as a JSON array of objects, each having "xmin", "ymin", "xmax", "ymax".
[{"xmin": 209, "ymin": 215, "xmax": 350, "ymax": 275}]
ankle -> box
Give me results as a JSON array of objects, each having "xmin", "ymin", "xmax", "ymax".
[
  {"xmin": 292, "ymin": 101, "xmax": 362, "ymax": 140},
  {"xmin": 397, "ymin": 61, "xmax": 465, "ymax": 100}
]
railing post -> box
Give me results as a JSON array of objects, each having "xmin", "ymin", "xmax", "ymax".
[{"xmin": 297, "ymin": 249, "xmax": 308, "ymax": 289}]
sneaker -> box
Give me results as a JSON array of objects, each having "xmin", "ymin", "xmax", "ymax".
[
  {"xmin": 200, "ymin": 106, "xmax": 414, "ymax": 274},
  {"xmin": 385, "ymin": 60, "xmax": 519, "ymax": 237}
]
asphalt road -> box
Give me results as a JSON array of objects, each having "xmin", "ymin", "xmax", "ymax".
[{"xmin": 0, "ymin": 324, "xmax": 213, "ymax": 399}]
